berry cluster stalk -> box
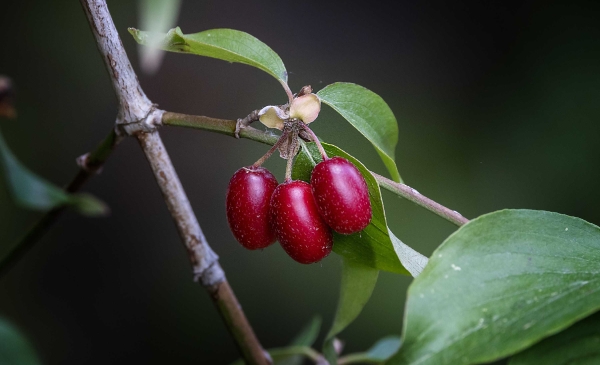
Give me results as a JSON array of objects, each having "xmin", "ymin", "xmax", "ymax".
[{"xmin": 162, "ymin": 112, "xmax": 470, "ymax": 228}]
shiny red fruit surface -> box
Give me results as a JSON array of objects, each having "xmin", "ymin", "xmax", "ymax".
[
  {"xmin": 226, "ymin": 166, "xmax": 278, "ymax": 249},
  {"xmin": 310, "ymin": 157, "xmax": 372, "ymax": 234},
  {"xmin": 270, "ymin": 180, "xmax": 333, "ymax": 264}
]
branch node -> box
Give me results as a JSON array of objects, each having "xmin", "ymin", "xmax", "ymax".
[
  {"xmin": 118, "ymin": 105, "xmax": 164, "ymax": 136},
  {"xmin": 194, "ymin": 254, "xmax": 226, "ymax": 287},
  {"xmin": 76, "ymin": 153, "xmax": 103, "ymax": 174},
  {"xmin": 235, "ymin": 109, "xmax": 260, "ymax": 138}
]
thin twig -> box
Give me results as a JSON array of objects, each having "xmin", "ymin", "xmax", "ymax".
[
  {"xmin": 163, "ymin": 111, "xmax": 279, "ymax": 145},
  {"xmin": 162, "ymin": 112, "xmax": 470, "ymax": 227},
  {"xmin": 0, "ymin": 129, "xmax": 121, "ymax": 278},
  {"xmin": 80, "ymin": 1, "xmax": 269, "ymax": 364},
  {"xmin": 373, "ymin": 173, "xmax": 469, "ymax": 227}
]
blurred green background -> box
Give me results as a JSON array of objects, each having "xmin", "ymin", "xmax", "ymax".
[{"xmin": 1, "ymin": 1, "xmax": 599, "ymax": 363}]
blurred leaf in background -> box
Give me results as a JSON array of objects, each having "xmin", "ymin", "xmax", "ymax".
[
  {"xmin": 0, "ymin": 129, "xmax": 108, "ymax": 216},
  {"xmin": 137, "ymin": 0, "xmax": 182, "ymax": 75},
  {"xmin": 0, "ymin": 75, "xmax": 107, "ymax": 216},
  {"xmin": 0, "ymin": 317, "xmax": 41, "ymax": 365}
]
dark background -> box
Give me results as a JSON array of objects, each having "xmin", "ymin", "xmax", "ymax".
[{"xmin": 1, "ymin": 1, "xmax": 600, "ymax": 364}]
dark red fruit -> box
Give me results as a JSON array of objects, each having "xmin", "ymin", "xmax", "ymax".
[
  {"xmin": 270, "ymin": 181, "xmax": 333, "ymax": 264},
  {"xmin": 226, "ymin": 166, "xmax": 278, "ymax": 250},
  {"xmin": 310, "ymin": 157, "xmax": 372, "ymax": 234}
]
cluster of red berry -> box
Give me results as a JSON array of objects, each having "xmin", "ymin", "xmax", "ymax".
[{"xmin": 226, "ymin": 156, "xmax": 372, "ymax": 264}]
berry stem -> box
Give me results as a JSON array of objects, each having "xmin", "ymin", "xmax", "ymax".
[
  {"xmin": 284, "ymin": 128, "xmax": 300, "ymax": 182},
  {"xmin": 252, "ymin": 129, "xmax": 289, "ymax": 168},
  {"xmin": 301, "ymin": 124, "xmax": 329, "ymax": 161}
]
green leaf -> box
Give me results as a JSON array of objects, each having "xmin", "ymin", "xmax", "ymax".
[
  {"xmin": 278, "ymin": 316, "xmax": 322, "ymax": 365},
  {"xmin": 137, "ymin": 0, "xmax": 182, "ymax": 74},
  {"xmin": 289, "ymin": 316, "xmax": 322, "ymax": 347},
  {"xmin": 129, "ymin": 27, "xmax": 288, "ymax": 86},
  {"xmin": 229, "ymin": 346, "xmax": 321, "ymax": 365},
  {"xmin": 339, "ymin": 336, "xmax": 402, "ymax": 364},
  {"xmin": 389, "ymin": 210, "xmax": 600, "ymax": 365},
  {"xmin": 0, "ymin": 317, "xmax": 41, "ymax": 365},
  {"xmin": 68, "ymin": 193, "xmax": 110, "ymax": 217},
  {"xmin": 293, "ymin": 142, "xmax": 426, "ymax": 275},
  {"xmin": 508, "ymin": 312, "xmax": 600, "ymax": 365},
  {"xmin": 364, "ymin": 337, "xmax": 403, "ymax": 362},
  {"xmin": 317, "ymin": 83, "xmax": 401, "ymax": 183},
  {"xmin": 0, "ymin": 129, "xmax": 108, "ymax": 216},
  {"xmin": 229, "ymin": 318, "xmax": 323, "ymax": 365},
  {"xmin": 323, "ymin": 258, "xmax": 379, "ymax": 365},
  {"xmin": 389, "ymin": 230, "xmax": 428, "ymax": 278}
]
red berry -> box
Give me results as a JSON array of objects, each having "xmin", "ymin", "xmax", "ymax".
[
  {"xmin": 270, "ymin": 181, "xmax": 333, "ymax": 264},
  {"xmin": 226, "ymin": 166, "xmax": 278, "ymax": 250},
  {"xmin": 310, "ymin": 157, "xmax": 372, "ymax": 234}
]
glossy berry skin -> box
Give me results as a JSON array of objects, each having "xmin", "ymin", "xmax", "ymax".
[
  {"xmin": 270, "ymin": 180, "xmax": 333, "ymax": 264},
  {"xmin": 310, "ymin": 157, "xmax": 372, "ymax": 234},
  {"xmin": 226, "ymin": 166, "xmax": 278, "ymax": 250}
]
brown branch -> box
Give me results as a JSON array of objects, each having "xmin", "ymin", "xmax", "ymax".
[
  {"xmin": 80, "ymin": 1, "xmax": 269, "ymax": 364},
  {"xmin": 80, "ymin": 0, "xmax": 152, "ymax": 125},
  {"xmin": 136, "ymin": 132, "xmax": 267, "ymax": 364}
]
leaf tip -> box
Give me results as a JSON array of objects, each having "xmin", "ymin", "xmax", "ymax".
[
  {"xmin": 128, "ymin": 28, "xmax": 144, "ymax": 44},
  {"xmin": 70, "ymin": 193, "xmax": 110, "ymax": 217}
]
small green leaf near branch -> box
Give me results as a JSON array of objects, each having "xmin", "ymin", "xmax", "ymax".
[{"xmin": 129, "ymin": 27, "xmax": 291, "ymax": 96}]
